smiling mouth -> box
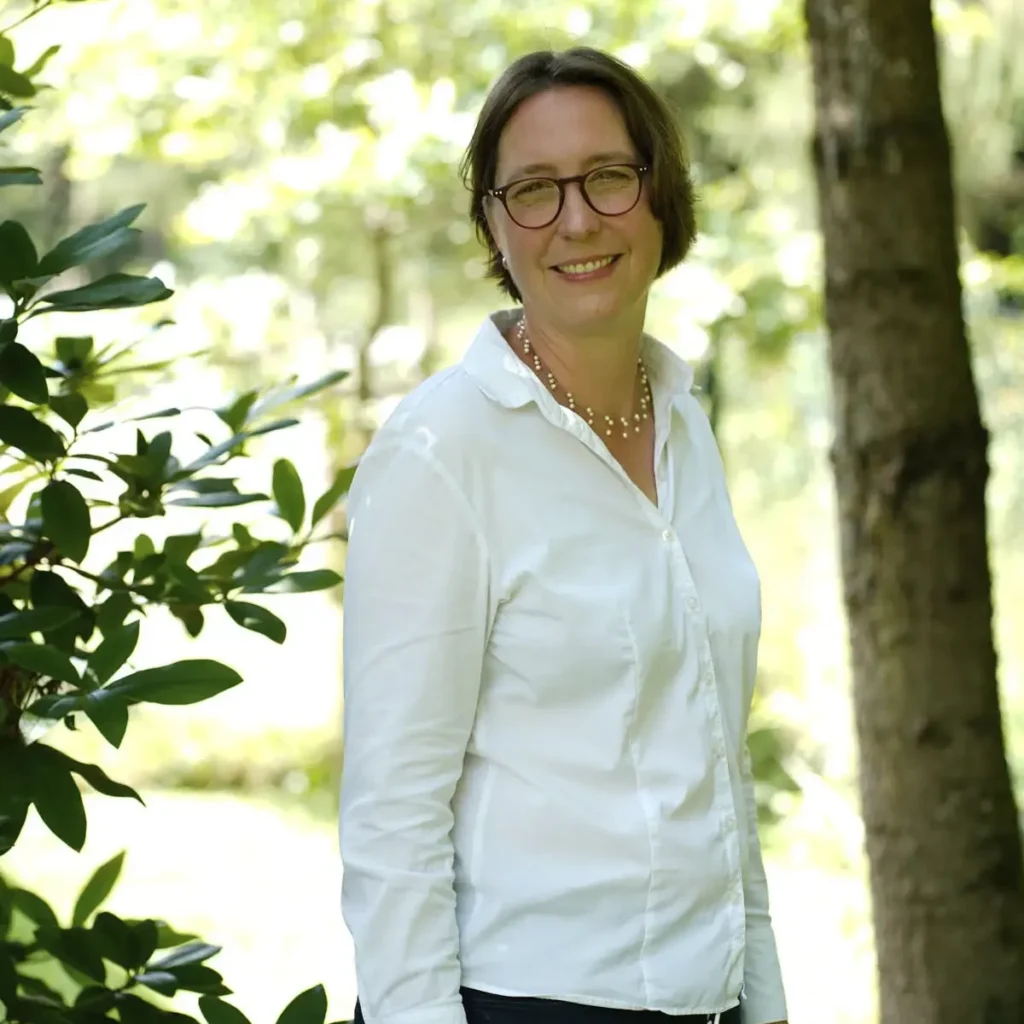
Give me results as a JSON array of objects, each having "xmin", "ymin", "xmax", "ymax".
[{"xmin": 553, "ymin": 254, "xmax": 621, "ymax": 276}]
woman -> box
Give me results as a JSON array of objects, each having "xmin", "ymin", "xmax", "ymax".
[{"xmin": 340, "ymin": 46, "xmax": 789, "ymax": 1024}]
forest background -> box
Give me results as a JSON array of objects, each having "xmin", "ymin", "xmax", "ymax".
[{"xmin": 2, "ymin": 1, "xmax": 1024, "ymax": 1023}]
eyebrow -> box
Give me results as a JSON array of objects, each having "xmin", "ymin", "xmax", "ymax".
[{"xmin": 502, "ymin": 150, "xmax": 638, "ymax": 183}]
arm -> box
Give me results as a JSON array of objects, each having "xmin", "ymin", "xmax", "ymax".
[
  {"xmin": 340, "ymin": 440, "xmax": 490, "ymax": 1024},
  {"xmin": 738, "ymin": 743, "xmax": 788, "ymax": 1024}
]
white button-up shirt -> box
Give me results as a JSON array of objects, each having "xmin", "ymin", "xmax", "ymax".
[{"xmin": 340, "ymin": 311, "xmax": 788, "ymax": 1024}]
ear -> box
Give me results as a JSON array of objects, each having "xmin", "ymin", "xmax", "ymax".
[{"xmin": 484, "ymin": 196, "xmax": 507, "ymax": 259}]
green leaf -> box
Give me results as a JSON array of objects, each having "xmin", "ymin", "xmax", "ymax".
[
  {"xmin": 276, "ymin": 984, "xmax": 328, "ymax": 1024},
  {"xmin": 0, "ymin": 65, "xmax": 35, "ymax": 98},
  {"xmin": 63, "ymin": 752, "xmax": 143, "ymax": 803},
  {"xmin": 164, "ymin": 533, "xmax": 203, "ymax": 562},
  {"xmin": 85, "ymin": 699, "xmax": 129, "ymax": 748},
  {"xmin": 0, "ymin": 107, "xmax": 28, "ymax": 134},
  {"xmin": 90, "ymin": 912, "xmax": 135, "ymax": 969},
  {"xmin": 0, "ymin": 797, "xmax": 28, "ymax": 856},
  {"xmin": 252, "ymin": 369, "xmax": 349, "ymax": 419},
  {"xmin": 10, "ymin": 887, "xmax": 61, "ymax": 931},
  {"xmin": 49, "ymin": 392, "xmax": 88, "ymax": 427},
  {"xmin": 167, "ymin": 492, "xmax": 267, "ymax": 508},
  {"xmin": 4, "ymin": 641, "xmax": 80, "ymax": 684},
  {"xmin": 117, "ymin": 993, "xmax": 164, "ymax": 1024},
  {"xmin": 23, "ymin": 45, "xmax": 60, "ymax": 79},
  {"xmin": 272, "ymin": 459, "xmax": 305, "ymax": 532},
  {"xmin": 30, "ymin": 568, "xmax": 84, "ymax": 611},
  {"xmin": 311, "ymin": 465, "xmax": 356, "ymax": 528},
  {"xmin": 136, "ymin": 970, "xmax": 180, "ymax": 995},
  {"xmin": 55, "ymin": 335, "xmax": 93, "ymax": 368},
  {"xmin": 0, "ymin": 468, "xmax": 42, "ymax": 516},
  {"xmin": 126, "ymin": 917, "xmax": 159, "ymax": 967},
  {"xmin": 170, "ymin": 477, "xmax": 240, "ymax": 496},
  {"xmin": 75, "ymin": 986, "xmax": 117, "ymax": 1013},
  {"xmin": 30, "ymin": 569, "xmax": 89, "ymax": 652},
  {"xmin": 39, "ymin": 212, "xmax": 138, "ymax": 280},
  {"xmin": 150, "ymin": 942, "xmax": 220, "ymax": 971},
  {"xmin": 51, "ymin": 925, "xmax": 107, "ymax": 981},
  {"xmin": 0, "ymin": 341, "xmax": 48, "ymax": 404},
  {"xmin": 200, "ymin": 997, "xmax": 252, "ymax": 1024},
  {"xmin": 260, "ymin": 570, "xmax": 342, "ymax": 595},
  {"xmin": 0, "ymin": 36, "xmax": 13, "ymax": 67},
  {"xmin": 233, "ymin": 541, "xmax": 290, "ymax": 588},
  {"xmin": 105, "ymin": 659, "xmax": 242, "ymax": 706},
  {"xmin": 17, "ymin": 975, "xmax": 66, "ymax": 1006},
  {"xmin": 33, "ymin": 273, "xmax": 172, "ymax": 314},
  {"xmin": 40, "ymin": 479, "xmax": 91, "ymax": 562},
  {"xmin": 176, "ymin": 418, "xmax": 299, "ymax": 477},
  {"xmin": 0, "ymin": 605, "xmax": 80, "ymax": 637},
  {"xmin": 0, "ymin": 166, "xmax": 43, "ymax": 187},
  {"xmin": 224, "ymin": 601, "xmax": 286, "ymax": 644},
  {"xmin": 25, "ymin": 742, "xmax": 86, "ymax": 850},
  {"xmin": 0, "ymin": 220, "xmax": 38, "ymax": 290},
  {"xmin": 72, "ymin": 851, "xmax": 125, "ymax": 926},
  {"xmin": 215, "ymin": 391, "xmax": 258, "ymax": 433},
  {"xmin": 154, "ymin": 922, "xmax": 200, "ymax": 948},
  {"xmin": 161, "ymin": 963, "xmax": 229, "ymax": 996},
  {"xmin": 88, "ymin": 620, "xmax": 139, "ymax": 685},
  {"xmin": 0, "ymin": 318, "xmax": 16, "ymax": 344},
  {"xmin": 0, "ymin": 405, "xmax": 65, "ymax": 461},
  {"xmin": 96, "ymin": 592, "xmax": 133, "ymax": 634}
]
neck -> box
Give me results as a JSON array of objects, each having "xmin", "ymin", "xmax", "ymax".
[{"xmin": 518, "ymin": 307, "xmax": 647, "ymax": 422}]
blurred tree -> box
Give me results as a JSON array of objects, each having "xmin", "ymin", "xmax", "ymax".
[{"xmin": 804, "ymin": 0, "xmax": 1024, "ymax": 1020}]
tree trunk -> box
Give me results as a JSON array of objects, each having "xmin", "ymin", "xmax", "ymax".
[{"xmin": 803, "ymin": 1, "xmax": 1024, "ymax": 1020}]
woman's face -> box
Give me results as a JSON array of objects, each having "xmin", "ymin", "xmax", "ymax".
[{"xmin": 487, "ymin": 85, "xmax": 663, "ymax": 336}]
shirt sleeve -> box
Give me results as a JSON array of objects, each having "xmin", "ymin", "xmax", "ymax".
[
  {"xmin": 739, "ymin": 743, "xmax": 788, "ymax": 1024},
  {"xmin": 339, "ymin": 438, "xmax": 490, "ymax": 1024}
]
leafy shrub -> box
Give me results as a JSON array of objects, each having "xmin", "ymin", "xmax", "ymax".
[{"xmin": 1, "ymin": 7, "xmax": 351, "ymax": 1024}]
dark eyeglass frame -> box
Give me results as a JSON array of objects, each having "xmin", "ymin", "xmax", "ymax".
[{"xmin": 487, "ymin": 162, "xmax": 650, "ymax": 229}]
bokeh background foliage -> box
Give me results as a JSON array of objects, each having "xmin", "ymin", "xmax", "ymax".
[{"xmin": 1, "ymin": 0, "xmax": 1022, "ymax": 1022}]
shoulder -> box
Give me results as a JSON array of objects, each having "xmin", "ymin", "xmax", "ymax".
[
  {"xmin": 350, "ymin": 318, "xmax": 510, "ymax": 507},
  {"xmin": 363, "ymin": 362, "xmax": 495, "ymax": 471},
  {"xmin": 380, "ymin": 360, "xmax": 484, "ymax": 431}
]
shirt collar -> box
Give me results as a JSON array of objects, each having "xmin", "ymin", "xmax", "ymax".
[{"xmin": 462, "ymin": 308, "xmax": 695, "ymax": 415}]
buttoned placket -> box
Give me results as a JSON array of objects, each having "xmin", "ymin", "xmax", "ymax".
[
  {"xmin": 518, "ymin": 358, "xmax": 749, "ymax": 980},
  {"xmin": 646, "ymin": 394, "xmax": 748, "ymax": 972}
]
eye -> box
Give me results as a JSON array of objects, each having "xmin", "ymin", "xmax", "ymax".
[
  {"xmin": 588, "ymin": 166, "xmax": 634, "ymax": 184},
  {"xmin": 509, "ymin": 179, "xmax": 555, "ymax": 197}
]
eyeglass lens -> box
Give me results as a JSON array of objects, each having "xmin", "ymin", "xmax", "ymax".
[{"xmin": 504, "ymin": 165, "xmax": 642, "ymax": 228}]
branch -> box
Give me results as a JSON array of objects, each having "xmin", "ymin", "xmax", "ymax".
[
  {"xmin": 0, "ymin": 540, "xmax": 54, "ymax": 589},
  {"xmin": 59, "ymin": 560, "xmax": 149, "ymax": 597},
  {"xmin": 0, "ymin": 0, "xmax": 55, "ymax": 36}
]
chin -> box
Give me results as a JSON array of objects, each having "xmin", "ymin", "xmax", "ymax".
[{"xmin": 559, "ymin": 293, "xmax": 633, "ymax": 331}]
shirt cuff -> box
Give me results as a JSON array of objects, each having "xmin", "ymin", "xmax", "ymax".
[{"xmin": 741, "ymin": 972, "xmax": 788, "ymax": 1024}]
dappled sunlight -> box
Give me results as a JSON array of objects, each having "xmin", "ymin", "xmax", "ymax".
[{"xmin": 3, "ymin": 0, "xmax": 1023, "ymax": 1021}]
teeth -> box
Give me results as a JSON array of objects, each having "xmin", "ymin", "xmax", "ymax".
[{"xmin": 558, "ymin": 256, "xmax": 616, "ymax": 275}]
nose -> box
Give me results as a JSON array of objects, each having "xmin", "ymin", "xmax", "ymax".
[{"xmin": 557, "ymin": 180, "xmax": 600, "ymax": 237}]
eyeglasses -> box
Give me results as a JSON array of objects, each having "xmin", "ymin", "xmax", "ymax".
[{"xmin": 487, "ymin": 163, "xmax": 649, "ymax": 230}]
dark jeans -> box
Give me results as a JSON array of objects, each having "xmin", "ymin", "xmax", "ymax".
[{"xmin": 352, "ymin": 988, "xmax": 742, "ymax": 1023}]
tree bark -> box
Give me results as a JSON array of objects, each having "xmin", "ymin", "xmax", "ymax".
[{"xmin": 803, "ymin": 1, "xmax": 1024, "ymax": 1020}]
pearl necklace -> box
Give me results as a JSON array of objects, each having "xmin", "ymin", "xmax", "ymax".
[{"xmin": 515, "ymin": 316, "xmax": 651, "ymax": 439}]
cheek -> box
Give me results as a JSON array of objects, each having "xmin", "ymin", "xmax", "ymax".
[
  {"xmin": 632, "ymin": 213, "xmax": 663, "ymax": 275},
  {"xmin": 508, "ymin": 228, "xmax": 552, "ymax": 268}
]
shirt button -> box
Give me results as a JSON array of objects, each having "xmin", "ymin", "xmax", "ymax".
[
  {"xmin": 661, "ymin": 528, "xmax": 673, "ymax": 542},
  {"xmin": 725, "ymin": 814, "xmax": 737, "ymax": 831},
  {"xmin": 687, "ymin": 596, "xmax": 699, "ymax": 612}
]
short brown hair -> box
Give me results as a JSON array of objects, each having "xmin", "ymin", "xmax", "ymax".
[{"xmin": 459, "ymin": 47, "xmax": 698, "ymax": 303}]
